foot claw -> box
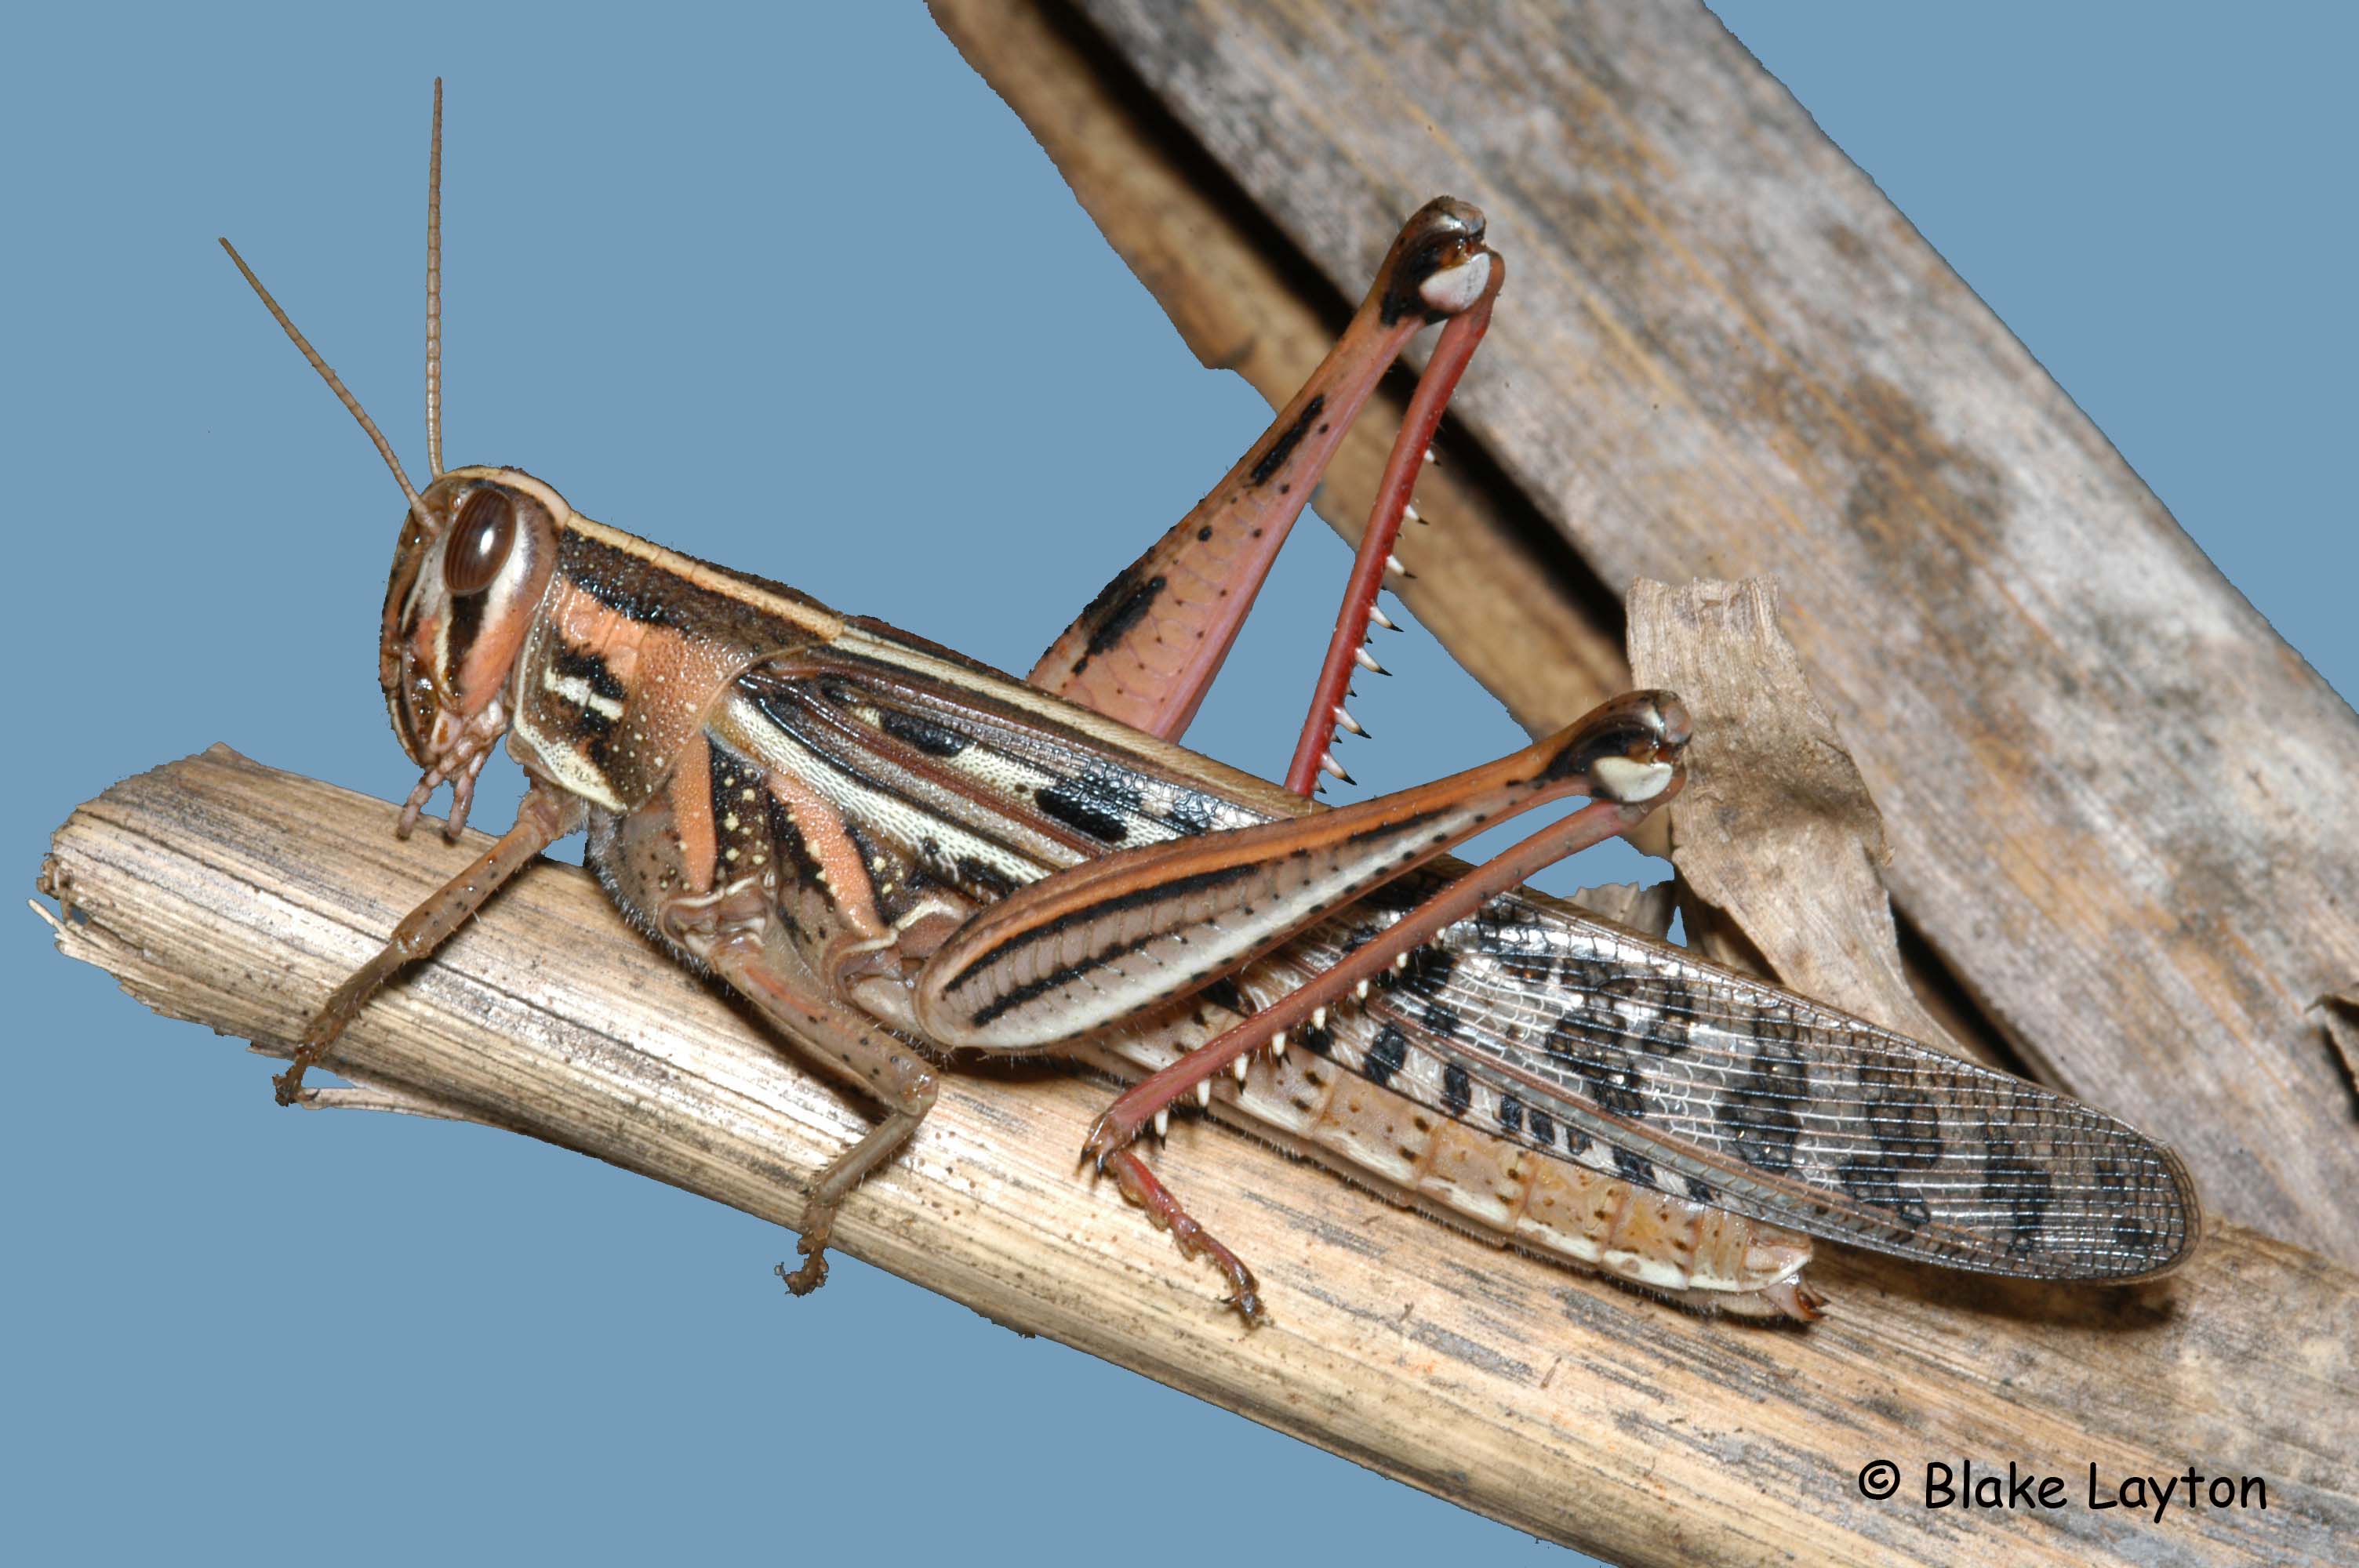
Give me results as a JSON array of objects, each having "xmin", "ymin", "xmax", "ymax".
[
  {"xmin": 1106, "ymin": 1148, "xmax": 1263, "ymax": 1324},
  {"xmin": 1082, "ymin": 1109, "xmax": 1136, "ymax": 1163},
  {"xmin": 775, "ymin": 1243, "xmax": 831, "ymax": 1298},
  {"xmin": 271, "ymin": 1047, "xmax": 323, "ymax": 1106}
]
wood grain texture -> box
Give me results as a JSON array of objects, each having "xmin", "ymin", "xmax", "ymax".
[
  {"xmin": 38, "ymin": 749, "xmax": 2357, "ymax": 1566},
  {"xmin": 1630, "ymin": 576, "xmax": 1973, "ymax": 1063},
  {"xmin": 1037, "ymin": 0, "xmax": 2359, "ymax": 1261}
]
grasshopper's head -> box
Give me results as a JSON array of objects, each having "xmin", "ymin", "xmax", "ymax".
[
  {"xmin": 222, "ymin": 83, "xmax": 574, "ymax": 840},
  {"xmin": 378, "ymin": 468, "xmax": 565, "ymax": 815}
]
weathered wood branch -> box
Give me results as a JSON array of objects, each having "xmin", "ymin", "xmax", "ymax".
[
  {"xmin": 39, "ymin": 746, "xmax": 2356, "ymax": 1566},
  {"xmin": 942, "ymin": 0, "xmax": 2359, "ymax": 1264}
]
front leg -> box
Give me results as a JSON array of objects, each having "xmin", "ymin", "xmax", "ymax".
[{"xmin": 275, "ymin": 782, "xmax": 584, "ymax": 1105}]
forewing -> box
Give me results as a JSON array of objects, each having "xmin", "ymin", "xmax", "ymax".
[{"xmin": 1314, "ymin": 894, "xmax": 2200, "ymax": 1280}]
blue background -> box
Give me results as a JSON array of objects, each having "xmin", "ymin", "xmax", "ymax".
[{"xmin": 5, "ymin": 5, "xmax": 2349, "ymax": 1564}]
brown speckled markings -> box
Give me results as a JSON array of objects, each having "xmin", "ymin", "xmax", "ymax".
[{"xmin": 1074, "ymin": 986, "xmax": 1816, "ymax": 1319}]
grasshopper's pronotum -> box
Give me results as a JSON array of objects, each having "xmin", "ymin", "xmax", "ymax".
[{"xmin": 222, "ymin": 85, "xmax": 2197, "ymax": 1323}]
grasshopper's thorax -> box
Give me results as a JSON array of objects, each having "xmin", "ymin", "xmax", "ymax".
[{"xmin": 504, "ymin": 509, "xmax": 846, "ymax": 812}]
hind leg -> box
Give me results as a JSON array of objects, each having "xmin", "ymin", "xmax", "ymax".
[{"xmin": 1031, "ymin": 198, "xmax": 1499, "ymax": 772}]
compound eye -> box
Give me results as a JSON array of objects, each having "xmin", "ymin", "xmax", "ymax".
[{"xmin": 442, "ymin": 487, "xmax": 516, "ymax": 596}]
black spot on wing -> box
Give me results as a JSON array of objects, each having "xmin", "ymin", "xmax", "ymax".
[
  {"xmin": 1397, "ymin": 945, "xmax": 1457, "ymax": 998},
  {"xmin": 1859, "ymin": 1066, "xmax": 1945, "ymax": 1171},
  {"xmin": 1612, "ymin": 1147, "xmax": 1656, "ymax": 1186},
  {"xmin": 1497, "ymin": 1094, "xmax": 1525, "ymax": 1136},
  {"xmin": 1617, "ymin": 973, "xmax": 1696, "ymax": 1054},
  {"xmin": 1746, "ymin": 1001, "xmax": 1808, "ymax": 1047},
  {"xmin": 1201, "ymin": 976, "xmax": 1251, "ymax": 1018},
  {"xmin": 1165, "ymin": 792, "xmax": 1219, "ymax": 837},
  {"xmin": 1527, "ymin": 1108, "xmax": 1557, "ymax": 1148},
  {"xmin": 1836, "ymin": 1156, "xmax": 1932, "ymax": 1230},
  {"xmin": 1363, "ymin": 1024, "xmax": 1408, "ymax": 1089},
  {"xmin": 1543, "ymin": 1012, "xmax": 1651, "ymax": 1120},
  {"xmin": 1035, "ymin": 764, "xmax": 1143, "ymax": 844},
  {"xmin": 1983, "ymin": 1138, "xmax": 2054, "ymax": 1254},
  {"xmin": 1491, "ymin": 953, "xmax": 1562, "ymax": 987},
  {"xmin": 1561, "ymin": 954, "xmax": 1623, "ymax": 995},
  {"xmin": 1358, "ymin": 875, "xmax": 1430, "ymax": 915},
  {"xmin": 1717, "ymin": 1040, "xmax": 1807, "ymax": 1174},
  {"xmin": 955, "ymin": 855, "xmax": 1016, "ymax": 900},
  {"xmin": 1441, "ymin": 1062, "xmax": 1472, "ymax": 1118},
  {"xmin": 880, "ymin": 707, "xmax": 971, "ymax": 757},
  {"xmin": 1035, "ymin": 786, "xmax": 1126, "ymax": 841}
]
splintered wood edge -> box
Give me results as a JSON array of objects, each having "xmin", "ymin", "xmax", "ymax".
[
  {"xmin": 38, "ymin": 747, "xmax": 2359, "ymax": 1568},
  {"xmin": 1629, "ymin": 577, "xmax": 1973, "ymax": 1058}
]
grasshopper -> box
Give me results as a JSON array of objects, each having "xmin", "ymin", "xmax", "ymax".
[{"xmin": 221, "ymin": 85, "xmax": 2197, "ymax": 1323}]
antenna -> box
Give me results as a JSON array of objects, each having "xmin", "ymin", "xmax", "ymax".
[
  {"xmin": 425, "ymin": 77, "xmax": 445, "ymax": 477},
  {"xmin": 219, "ymin": 237, "xmax": 434, "ymax": 535}
]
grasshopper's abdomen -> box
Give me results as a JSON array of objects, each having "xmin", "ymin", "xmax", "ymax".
[{"xmin": 1079, "ymin": 968, "xmax": 1818, "ymax": 1319}]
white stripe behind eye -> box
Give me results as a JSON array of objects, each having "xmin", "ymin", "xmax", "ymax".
[{"xmin": 543, "ymin": 670, "xmax": 626, "ymax": 720}]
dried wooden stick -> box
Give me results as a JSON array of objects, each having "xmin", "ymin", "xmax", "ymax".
[{"xmin": 38, "ymin": 742, "xmax": 2354, "ymax": 1566}]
